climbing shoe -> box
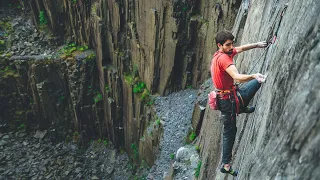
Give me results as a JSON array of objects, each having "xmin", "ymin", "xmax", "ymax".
[
  {"xmin": 241, "ymin": 106, "xmax": 255, "ymax": 114},
  {"xmin": 220, "ymin": 166, "xmax": 238, "ymax": 176}
]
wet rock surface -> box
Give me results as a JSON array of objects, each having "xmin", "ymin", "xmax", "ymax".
[{"xmin": 0, "ymin": 131, "xmax": 132, "ymax": 180}]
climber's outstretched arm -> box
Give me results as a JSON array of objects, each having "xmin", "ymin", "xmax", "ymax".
[
  {"xmin": 235, "ymin": 41, "xmax": 267, "ymax": 53},
  {"xmin": 226, "ymin": 65, "xmax": 267, "ymax": 83}
]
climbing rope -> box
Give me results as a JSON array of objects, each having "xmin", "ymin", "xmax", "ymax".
[
  {"xmin": 236, "ymin": 3, "xmax": 288, "ymax": 178},
  {"xmin": 248, "ymin": 3, "xmax": 288, "ymax": 74}
]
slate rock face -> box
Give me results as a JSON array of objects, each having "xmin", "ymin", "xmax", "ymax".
[
  {"xmin": 197, "ymin": 0, "xmax": 320, "ymax": 179},
  {"xmin": 2, "ymin": 0, "xmax": 241, "ymax": 165},
  {"xmin": 0, "ymin": 131, "xmax": 132, "ymax": 180}
]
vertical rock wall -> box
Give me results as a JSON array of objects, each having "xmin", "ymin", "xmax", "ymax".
[
  {"xmin": 2, "ymin": 0, "xmax": 317, "ymax": 177},
  {"xmin": 14, "ymin": 0, "xmax": 240, "ymax": 165},
  {"xmin": 197, "ymin": 0, "xmax": 320, "ymax": 179},
  {"xmin": 0, "ymin": 52, "xmax": 102, "ymax": 142}
]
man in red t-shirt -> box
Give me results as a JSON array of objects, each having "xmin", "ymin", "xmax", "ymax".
[{"xmin": 211, "ymin": 31, "xmax": 267, "ymax": 176}]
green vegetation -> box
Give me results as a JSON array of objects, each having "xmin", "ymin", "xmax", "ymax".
[
  {"xmin": 58, "ymin": 95, "xmax": 65, "ymax": 103},
  {"xmin": 124, "ymin": 76, "xmax": 152, "ymax": 102},
  {"xmin": 140, "ymin": 159, "xmax": 149, "ymax": 169},
  {"xmin": 91, "ymin": 138, "xmax": 108, "ymax": 146},
  {"xmin": 140, "ymin": 88, "xmax": 150, "ymax": 100},
  {"xmin": 73, "ymin": 131, "xmax": 79, "ymax": 142},
  {"xmin": 94, "ymin": 92, "xmax": 102, "ymax": 103},
  {"xmin": 130, "ymin": 143, "xmax": 139, "ymax": 160},
  {"xmin": 132, "ymin": 175, "xmax": 147, "ymax": 180},
  {"xmin": 39, "ymin": 11, "xmax": 47, "ymax": 25},
  {"xmin": 59, "ymin": 43, "xmax": 77, "ymax": 57},
  {"xmin": 87, "ymin": 87, "xmax": 105, "ymax": 103},
  {"xmin": 195, "ymin": 145, "xmax": 200, "ymax": 152},
  {"xmin": 195, "ymin": 161, "xmax": 202, "ymax": 178},
  {"xmin": 0, "ymin": 21, "xmax": 13, "ymax": 33},
  {"xmin": 119, "ymin": 148, "xmax": 126, "ymax": 154},
  {"xmin": 87, "ymin": 85, "xmax": 93, "ymax": 95},
  {"xmin": 123, "ymin": 64, "xmax": 155, "ymax": 103},
  {"xmin": 105, "ymin": 84, "xmax": 110, "ymax": 93},
  {"xmin": 189, "ymin": 131, "xmax": 196, "ymax": 141},
  {"xmin": 72, "ymin": 0, "xmax": 77, "ymax": 4},
  {"xmin": 29, "ymin": 99, "xmax": 34, "ymax": 106},
  {"xmin": 7, "ymin": 1, "xmax": 21, "ymax": 9},
  {"xmin": 85, "ymin": 53, "xmax": 96, "ymax": 62},
  {"xmin": 103, "ymin": 139, "xmax": 108, "ymax": 146},
  {"xmin": 114, "ymin": 48, "xmax": 125, "ymax": 57},
  {"xmin": 124, "ymin": 74, "xmax": 135, "ymax": 85},
  {"xmin": 127, "ymin": 161, "xmax": 135, "ymax": 170},
  {"xmin": 5, "ymin": 52, "xmax": 12, "ymax": 58},
  {"xmin": 77, "ymin": 45, "xmax": 88, "ymax": 51},
  {"xmin": 146, "ymin": 98, "xmax": 155, "ymax": 106},
  {"xmin": 133, "ymin": 82, "xmax": 146, "ymax": 93},
  {"xmin": 155, "ymin": 119, "xmax": 161, "ymax": 126},
  {"xmin": 170, "ymin": 153, "xmax": 175, "ymax": 160},
  {"xmin": 57, "ymin": 42, "xmax": 90, "ymax": 58},
  {"xmin": 17, "ymin": 123, "xmax": 25, "ymax": 130},
  {"xmin": 131, "ymin": 81, "xmax": 152, "ymax": 102},
  {"xmin": 133, "ymin": 64, "xmax": 138, "ymax": 76},
  {"xmin": 182, "ymin": 6, "xmax": 188, "ymax": 12},
  {"xmin": 0, "ymin": 66, "xmax": 19, "ymax": 78}
]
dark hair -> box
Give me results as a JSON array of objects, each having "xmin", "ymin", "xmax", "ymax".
[{"xmin": 215, "ymin": 31, "xmax": 234, "ymax": 45}]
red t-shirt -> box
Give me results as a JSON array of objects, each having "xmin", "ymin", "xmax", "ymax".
[{"xmin": 211, "ymin": 49, "xmax": 237, "ymax": 90}]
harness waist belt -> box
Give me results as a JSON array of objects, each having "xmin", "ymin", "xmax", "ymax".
[{"xmin": 216, "ymin": 86, "xmax": 240, "ymax": 114}]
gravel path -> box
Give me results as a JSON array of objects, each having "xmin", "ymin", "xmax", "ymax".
[{"xmin": 148, "ymin": 89, "xmax": 197, "ymax": 180}]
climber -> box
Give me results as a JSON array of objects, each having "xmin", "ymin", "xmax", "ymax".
[{"xmin": 211, "ymin": 30, "xmax": 267, "ymax": 176}]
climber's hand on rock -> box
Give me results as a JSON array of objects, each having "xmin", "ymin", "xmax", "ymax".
[
  {"xmin": 253, "ymin": 73, "xmax": 267, "ymax": 83},
  {"xmin": 256, "ymin": 41, "xmax": 268, "ymax": 48}
]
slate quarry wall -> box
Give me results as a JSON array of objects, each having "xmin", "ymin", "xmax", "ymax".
[
  {"xmin": 195, "ymin": 0, "xmax": 320, "ymax": 179},
  {"xmin": 2, "ymin": 0, "xmax": 318, "ymax": 177},
  {"xmin": 0, "ymin": 0, "xmax": 240, "ymax": 166}
]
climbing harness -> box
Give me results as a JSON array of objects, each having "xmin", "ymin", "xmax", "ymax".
[{"xmin": 213, "ymin": 85, "xmax": 241, "ymax": 115}]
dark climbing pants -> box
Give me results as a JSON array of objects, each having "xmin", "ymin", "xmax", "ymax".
[{"xmin": 218, "ymin": 79, "xmax": 261, "ymax": 164}]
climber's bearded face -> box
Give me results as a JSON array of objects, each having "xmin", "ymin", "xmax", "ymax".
[{"xmin": 218, "ymin": 39, "xmax": 234, "ymax": 55}]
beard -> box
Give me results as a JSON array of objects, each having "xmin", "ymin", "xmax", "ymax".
[{"xmin": 225, "ymin": 49, "xmax": 233, "ymax": 55}]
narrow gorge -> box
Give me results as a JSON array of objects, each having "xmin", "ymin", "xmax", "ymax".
[{"xmin": 0, "ymin": 0, "xmax": 319, "ymax": 179}]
